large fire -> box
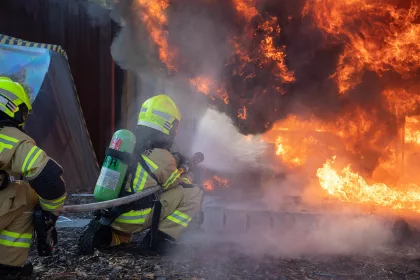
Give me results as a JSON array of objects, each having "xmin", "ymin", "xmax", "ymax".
[
  {"xmin": 203, "ymin": 176, "xmax": 231, "ymax": 192},
  {"xmin": 317, "ymin": 156, "xmax": 420, "ymax": 213},
  {"xmin": 136, "ymin": 0, "xmax": 420, "ymax": 214},
  {"xmin": 303, "ymin": 0, "xmax": 420, "ymax": 94},
  {"xmin": 134, "ymin": 0, "xmax": 175, "ymax": 71},
  {"xmin": 231, "ymin": 0, "xmax": 295, "ymax": 85}
]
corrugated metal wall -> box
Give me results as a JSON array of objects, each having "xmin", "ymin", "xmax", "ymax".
[{"xmin": 0, "ymin": 0, "xmax": 118, "ymax": 163}]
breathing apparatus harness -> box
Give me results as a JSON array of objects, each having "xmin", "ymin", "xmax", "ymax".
[
  {"xmin": 92, "ymin": 147, "xmax": 164, "ymax": 250},
  {"xmin": 93, "ymin": 148, "xmax": 204, "ymax": 250}
]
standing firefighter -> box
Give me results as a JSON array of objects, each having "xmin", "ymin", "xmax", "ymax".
[
  {"xmin": 79, "ymin": 94, "xmax": 203, "ymax": 255},
  {"xmin": 0, "ymin": 77, "xmax": 66, "ymax": 277}
]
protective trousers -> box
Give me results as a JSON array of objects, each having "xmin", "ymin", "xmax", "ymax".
[
  {"xmin": 0, "ymin": 181, "xmax": 38, "ymax": 267},
  {"xmin": 110, "ymin": 185, "xmax": 203, "ymax": 246}
]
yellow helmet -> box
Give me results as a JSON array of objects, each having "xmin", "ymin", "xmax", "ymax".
[
  {"xmin": 138, "ymin": 94, "xmax": 182, "ymax": 136},
  {"xmin": 0, "ymin": 77, "xmax": 32, "ymax": 125}
]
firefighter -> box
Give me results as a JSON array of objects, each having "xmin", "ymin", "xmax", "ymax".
[
  {"xmin": 0, "ymin": 77, "xmax": 67, "ymax": 277},
  {"xmin": 85, "ymin": 94, "xmax": 203, "ymax": 255}
]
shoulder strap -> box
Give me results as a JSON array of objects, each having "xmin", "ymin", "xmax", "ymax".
[
  {"xmin": 105, "ymin": 147, "xmax": 161, "ymax": 185},
  {"xmin": 136, "ymin": 154, "xmax": 160, "ymax": 184},
  {"xmin": 105, "ymin": 148, "xmax": 131, "ymax": 164}
]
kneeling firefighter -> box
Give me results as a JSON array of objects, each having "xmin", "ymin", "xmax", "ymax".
[
  {"xmin": 0, "ymin": 77, "xmax": 67, "ymax": 277},
  {"xmin": 79, "ymin": 94, "xmax": 203, "ymax": 255}
]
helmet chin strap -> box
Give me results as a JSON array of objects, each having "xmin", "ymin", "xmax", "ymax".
[{"xmin": 0, "ymin": 117, "xmax": 24, "ymax": 132}]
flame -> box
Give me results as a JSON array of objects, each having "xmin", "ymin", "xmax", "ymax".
[
  {"xmin": 317, "ymin": 157, "xmax": 420, "ymax": 213},
  {"xmin": 232, "ymin": 0, "xmax": 258, "ymax": 22},
  {"xmin": 259, "ymin": 17, "xmax": 296, "ymax": 83},
  {"xmin": 231, "ymin": 0, "xmax": 295, "ymax": 84},
  {"xmin": 135, "ymin": 0, "xmax": 175, "ymax": 71},
  {"xmin": 274, "ymin": 136, "xmax": 318, "ymax": 167},
  {"xmin": 263, "ymin": 106, "xmax": 420, "ymax": 213},
  {"xmin": 189, "ymin": 76, "xmax": 229, "ymax": 104},
  {"xmin": 383, "ymin": 89, "xmax": 420, "ymax": 116},
  {"xmin": 190, "ymin": 77, "xmax": 213, "ymax": 95},
  {"xmin": 238, "ymin": 106, "xmax": 247, "ymax": 120},
  {"xmin": 262, "ymin": 109, "xmax": 385, "ymax": 166},
  {"xmin": 203, "ymin": 180, "xmax": 214, "ymax": 191},
  {"xmin": 135, "ymin": 0, "xmax": 420, "ymax": 215},
  {"xmin": 216, "ymin": 88, "xmax": 230, "ymax": 105},
  {"xmin": 406, "ymin": 116, "xmax": 420, "ymax": 144},
  {"xmin": 304, "ymin": 0, "xmax": 420, "ymax": 93},
  {"xmin": 203, "ymin": 176, "xmax": 231, "ymax": 192}
]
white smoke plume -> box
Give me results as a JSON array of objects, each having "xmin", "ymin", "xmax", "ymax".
[
  {"xmin": 186, "ymin": 214, "xmax": 395, "ymax": 258},
  {"xmin": 192, "ymin": 108, "xmax": 270, "ymax": 173}
]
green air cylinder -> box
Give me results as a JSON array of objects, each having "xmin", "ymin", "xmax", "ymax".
[{"xmin": 94, "ymin": 129, "xmax": 136, "ymax": 202}]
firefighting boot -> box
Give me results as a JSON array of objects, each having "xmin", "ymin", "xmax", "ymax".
[
  {"xmin": 138, "ymin": 230, "xmax": 179, "ymax": 256},
  {"xmin": 0, "ymin": 261, "xmax": 33, "ymax": 278},
  {"xmin": 78, "ymin": 219, "xmax": 112, "ymax": 255}
]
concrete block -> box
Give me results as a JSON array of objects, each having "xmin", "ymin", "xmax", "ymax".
[
  {"xmin": 294, "ymin": 213, "xmax": 321, "ymax": 233},
  {"xmin": 201, "ymin": 206, "xmax": 224, "ymax": 231},
  {"xmin": 271, "ymin": 212, "xmax": 295, "ymax": 234},
  {"xmin": 223, "ymin": 209, "xmax": 248, "ymax": 233},
  {"xmin": 247, "ymin": 211, "xmax": 272, "ymax": 233}
]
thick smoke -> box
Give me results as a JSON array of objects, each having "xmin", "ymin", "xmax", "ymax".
[
  {"xmin": 107, "ymin": 0, "xmax": 416, "ymax": 259},
  {"xmin": 83, "ymin": 0, "xmax": 113, "ymax": 27},
  {"xmin": 111, "ymin": 0, "xmax": 420, "ymax": 177},
  {"xmin": 110, "ymin": 0, "xmax": 232, "ymax": 153}
]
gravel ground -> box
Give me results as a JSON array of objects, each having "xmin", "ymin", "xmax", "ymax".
[
  {"xmin": 13, "ymin": 226, "xmax": 420, "ymax": 280},
  {"xmin": 6, "ymin": 196, "xmax": 420, "ymax": 280}
]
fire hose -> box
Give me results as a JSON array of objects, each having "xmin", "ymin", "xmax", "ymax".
[
  {"xmin": 59, "ymin": 185, "xmax": 161, "ymax": 213},
  {"xmin": 58, "ymin": 152, "xmax": 204, "ymax": 213}
]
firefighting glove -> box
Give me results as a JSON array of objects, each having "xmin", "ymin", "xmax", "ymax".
[
  {"xmin": 34, "ymin": 204, "xmax": 58, "ymax": 256},
  {"xmin": 181, "ymin": 171, "xmax": 195, "ymax": 187}
]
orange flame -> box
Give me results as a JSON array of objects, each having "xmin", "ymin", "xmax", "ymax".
[
  {"xmin": 136, "ymin": 0, "xmax": 420, "ymax": 215},
  {"xmin": 185, "ymin": 0, "xmax": 294, "ymax": 105},
  {"xmin": 317, "ymin": 157, "xmax": 420, "ymax": 213},
  {"xmin": 189, "ymin": 76, "xmax": 229, "ymax": 104},
  {"xmin": 135, "ymin": 0, "xmax": 175, "ymax": 71},
  {"xmin": 383, "ymin": 89, "xmax": 420, "ymax": 117},
  {"xmin": 231, "ymin": 0, "xmax": 295, "ymax": 84},
  {"xmin": 203, "ymin": 180, "xmax": 214, "ymax": 191},
  {"xmin": 238, "ymin": 106, "xmax": 247, "ymax": 120},
  {"xmin": 203, "ymin": 176, "xmax": 231, "ymax": 192},
  {"xmin": 406, "ymin": 116, "xmax": 420, "ymax": 144},
  {"xmin": 274, "ymin": 135, "xmax": 319, "ymax": 167},
  {"xmin": 232, "ymin": 0, "xmax": 258, "ymax": 22},
  {"xmin": 263, "ymin": 104, "xmax": 420, "ymax": 213},
  {"xmin": 262, "ymin": 109, "xmax": 385, "ymax": 166},
  {"xmin": 304, "ymin": 0, "xmax": 420, "ymax": 93},
  {"xmin": 190, "ymin": 77, "xmax": 213, "ymax": 95},
  {"xmin": 216, "ymin": 88, "xmax": 230, "ymax": 105},
  {"xmin": 259, "ymin": 17, "xmax": 296, "ymax": 83}
]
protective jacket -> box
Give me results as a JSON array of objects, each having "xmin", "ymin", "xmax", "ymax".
[
  {"xmin": 0, "ymin": 126, "xmax": 66, "ymax": 211},
  {"xmin": 110, "ymin": 147, "xmax": 201, "ymax": 245},
  {"xmin": 0, "ymin": 126, "xmax": 66, "ymax": 267},
  {"xmin": 127, "ymin": 148, "xmax": 193, "ymax": 194}
]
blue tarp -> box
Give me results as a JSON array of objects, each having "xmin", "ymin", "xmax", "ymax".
[
  {"xmin": 0, "ymin": 43, "xmax": 50, "ymax": 103},
  {"xmin": 0, "ymin": 35, "xmax": 99, "ymax": 192}
]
